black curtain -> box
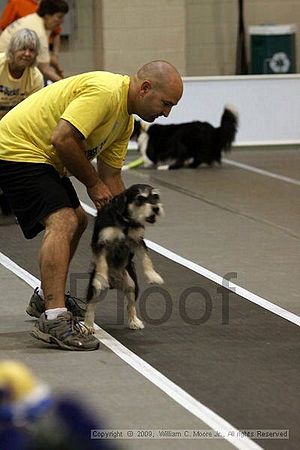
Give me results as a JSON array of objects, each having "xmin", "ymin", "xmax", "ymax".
[{"xmin": 235, "ymin": 0, "xmax": 248, "ymax": 74}]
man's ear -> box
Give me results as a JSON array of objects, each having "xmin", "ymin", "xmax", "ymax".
[{"xmin": 140, "ymin": 80, "xmax": 152, "ymax": 96}]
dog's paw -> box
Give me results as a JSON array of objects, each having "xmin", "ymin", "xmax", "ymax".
[
  {"xmin": 86, "ymin": 326, "xmax": 96, "ymax": 334},
  {"xmin": 92, "ymin": 276, "xmax": 109, "ymax": 294},
  {"xmin": 157, "ymin": 164, "xmax": 170, "ymax": 170},
  {"xmin": 146, "ymin": 270, "xmax": 164, "ymax": 285},
  {"xmin": 128, "ymin": 317, "xmax": 145, "ymax": 330},
  {"xmin": 81, "ymin": 323, "xmax": 95, "ymax": 335}
]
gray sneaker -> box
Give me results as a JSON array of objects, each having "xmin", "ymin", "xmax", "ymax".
[
  {"xmin": 31, "ymin": 312, "xmax": 100, "ymax": 351},
  {"xmin": 26, "ymin": 288, "xmax": 86, "ymax": 319}
]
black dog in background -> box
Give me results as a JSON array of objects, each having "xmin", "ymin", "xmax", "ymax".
[
  {"xmin": 137, "ymin": 106, "xmax": 238, "ymax": 170},
  {"xmin": 130, "ymin": 119, "xmax": 143, "ymax": 141}
]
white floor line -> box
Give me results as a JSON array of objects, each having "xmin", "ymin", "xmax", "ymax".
[
  {"xmin": 223, "ymin": 158, "xmax": 300, "ymax": 186},
  {"xmin": 80, "ymin": 201, "xmax": 300, "ymax": 328},
  {"xmin": 0, "ymin": 251, "xmax": 262, "ymax": 450},
  {"xmin": 0, "ymin": 252, "xmax": 40, "ymax": 288},
  {"xmin": 80, "ymin": 201, "xmax": 97, "ymax": 217},
  {"xmin": 94, "ymin": 326, "xmax": 262, "ymax": 450}
]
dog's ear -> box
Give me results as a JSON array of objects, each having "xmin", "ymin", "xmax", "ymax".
[{"xmin": 113, "ymin": 193, "xmax": 128, "ymax": 215}]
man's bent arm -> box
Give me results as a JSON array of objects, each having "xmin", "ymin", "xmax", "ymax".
[
  {"xmin": 51, "ymin": 119, "xmax": 112, "ymax": 207},
  {"xmin": 97, "ymin": 158, "xmax": 125, "ymax": 196}
]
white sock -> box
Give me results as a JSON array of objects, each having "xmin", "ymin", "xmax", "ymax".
[
  {"xmin": 37, "ymin": 287, "xmax": 45, "ymax": 300},
  {"xmin": 45, "ymin": 307, "xmax": 67, "ymax": 320}
]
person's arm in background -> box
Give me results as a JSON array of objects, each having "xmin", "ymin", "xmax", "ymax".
[
  {"xmin": 37, "ymin": 29, "xmax": 63, "ymax": 83},
  {"xmin": 38, "ymin": 61, "xmax": 62, "ymax": 82},
  {"xmin": 49, "ymin": 30, "xmax": 64, "ymax": 78}
]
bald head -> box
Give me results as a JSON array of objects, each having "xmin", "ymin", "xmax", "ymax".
[
  {"xmin": 137, "ymin": 60, "xmax": 182, "ymax": 88},
  {"xmin": 128, "ymin": 60, "xmax": 183, "ymax": 122}
]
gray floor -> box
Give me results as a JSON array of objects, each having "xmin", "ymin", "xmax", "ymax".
[
  {"xmin": 121, "ymin": 148, "xmax": 300, "ymax": 315},
  {"xmin": 0, "ymin": 147, "xmax": 299, "ymax": 450}
]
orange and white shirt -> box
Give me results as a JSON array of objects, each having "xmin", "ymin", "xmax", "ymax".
[{"xmin": 0, "ymin": 13, "xmax": 50, "ymax": 64}]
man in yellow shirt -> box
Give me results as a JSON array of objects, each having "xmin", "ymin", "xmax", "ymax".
[{"xmin": 0, "ymin": 60, "xmax": 183, "ymax": 351}]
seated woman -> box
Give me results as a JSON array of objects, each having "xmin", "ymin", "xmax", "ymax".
[{"xmin": 0, "ymin": 27, "xmax": 43, "ymax": 118}]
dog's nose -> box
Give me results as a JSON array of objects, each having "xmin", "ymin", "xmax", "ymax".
[{"xmin": 152, "ymin": 206, "xmax": 160, "ymax": 214}]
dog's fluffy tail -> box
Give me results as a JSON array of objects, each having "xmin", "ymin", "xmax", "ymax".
[{"xmin": 218, "ymin": 105, "xmax": 238, "ymax": 152}]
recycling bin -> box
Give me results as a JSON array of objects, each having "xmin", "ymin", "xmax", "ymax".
[{"xmin": 249, "ymin": 24, "xmax": 297, "ymax": 74}]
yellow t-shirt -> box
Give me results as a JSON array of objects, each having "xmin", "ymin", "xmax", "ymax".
[
  {"xmin": 0, "ymin": 53, "xmax": 43, "ymax": 119},
  {"xmin": 0, "ymin": 71, "xmax": 134, "ymax": 174}
]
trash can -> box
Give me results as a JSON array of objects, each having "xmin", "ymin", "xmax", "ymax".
[{"xmin": 249, "ymin": 24, "xmax": 297, "ymax": 74}]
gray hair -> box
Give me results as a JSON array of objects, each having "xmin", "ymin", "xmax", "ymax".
[{"xmin": 5, "ymin": 28, "xmax": 40, "ymax": 65}]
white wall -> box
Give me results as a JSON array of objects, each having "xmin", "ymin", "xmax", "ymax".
[{"xmin": 154, "ymin": 74, "xmax": 300, "ymax": 146}]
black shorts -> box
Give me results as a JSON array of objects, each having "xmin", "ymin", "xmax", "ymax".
[{"xmin": 0, "ymin": 161, "xmax": 80, "ymax": 239}]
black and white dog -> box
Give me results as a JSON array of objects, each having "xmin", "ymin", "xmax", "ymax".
[
  {"xmin": 137, "ymin": 106, "xmax": 238, "ymax": 169},
  {"xmin": 85, "ymin": 184, "xmax": 164, "ymax": 333}
]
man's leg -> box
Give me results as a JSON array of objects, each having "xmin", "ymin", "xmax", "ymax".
[
  {"xmin": 27, "ymin": 207, "xmax": 89, "ymax": 318},
  {"xmin": 69, "ymin": 205, "xmax": 88, "ymax": 261},
  {"xmin": 32, "ymin": 205, "xmax": 99, "ymax": 350},
  {"xmin": 39, "ymin": 207, "xmax": 85, "ymax": 310}
]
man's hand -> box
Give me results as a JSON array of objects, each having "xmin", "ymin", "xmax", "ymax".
[{"xmin": 87, "ymin": 180, "xmax": 113, "ymax": 209}]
